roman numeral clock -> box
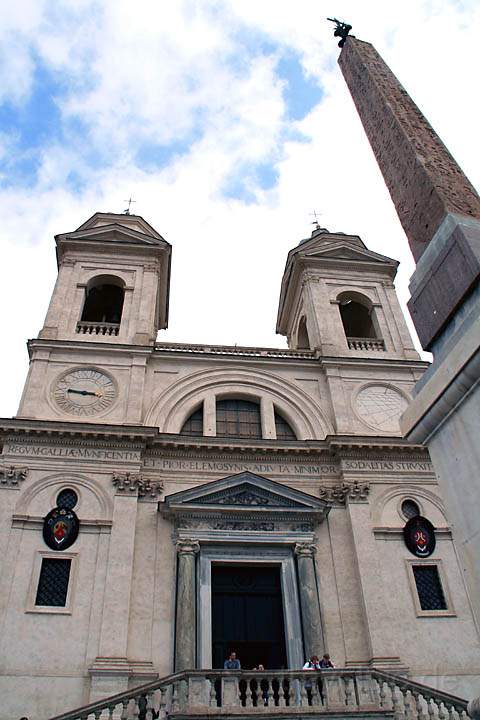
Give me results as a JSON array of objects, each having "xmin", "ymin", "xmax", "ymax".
[{"xmin": 52, "ymin": 368, "xmax": 117, "ymax": 416}]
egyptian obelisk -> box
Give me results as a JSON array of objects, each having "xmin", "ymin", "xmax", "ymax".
[{"xmin": 336, "ymin": 28, "xmax": 480, "ymax": 638}]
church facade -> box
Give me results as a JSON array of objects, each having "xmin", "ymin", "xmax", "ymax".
[{"xmin": 0, "ymin": 212, "xmax": 478, "ymax": 720}]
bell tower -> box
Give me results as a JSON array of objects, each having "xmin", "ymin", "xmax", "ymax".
[
  {"xmin": 39, "ymin": 212, "xmax": 171, "ymax": 345},
  {"xmin": 276, "ymin": 226, "xmax": 419, "ymax": 360},
  {"xmin": 17, "ymin": 212, "xmax": 171, "ymax": 424}
]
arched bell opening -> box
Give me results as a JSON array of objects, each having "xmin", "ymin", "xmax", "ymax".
[
  {"xmin": 337, "ymin": 291, "xmax": 384, "ymax": 351},
  {"xmin": 296, "ymin": 316, "xmax": 311, "ymax": 350},
  {"xmin": 77, "ymin": 275, "xmax": 125, "ymax": 336}
]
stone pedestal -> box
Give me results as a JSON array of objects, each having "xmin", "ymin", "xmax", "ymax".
[
  {"xmin": 294, "ymin": 542, "xmax": 324, "ymax": 658},
  {"xmin": 175, "ymin": 539, "xmax": 200, "ymax": 671}
]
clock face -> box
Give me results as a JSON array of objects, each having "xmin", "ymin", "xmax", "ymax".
[{"xmin": 53, "ymin": 368, "xmax": 117, "ymax": 416}]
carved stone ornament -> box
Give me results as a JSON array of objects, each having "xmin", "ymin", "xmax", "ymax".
[
  {"xmin": 176, "ymin": 539, "xmax": 200, "ymax": 555},
  {"xmin": 294, "ymin": 542, "xmax": 316, "ymax": 558},
  {"xmin": 0, "ymin": 466, "xmax": 28, "ymax": 487},
  {"xmin": 319, "ymin": 480, "xmax": 370, "ymax": 504},
  {"xmin": 112, "ymin": 472, "xmax": 163, "ymax": 498}
]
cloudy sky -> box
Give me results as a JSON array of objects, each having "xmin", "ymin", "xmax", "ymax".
[{"xmin": 1, "ymin": 0, "xmax": 479, "ymax": 418}]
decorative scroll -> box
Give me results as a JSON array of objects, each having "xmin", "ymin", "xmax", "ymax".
[
  {"xmin": 112, "ymin": 472, "xmax": 163, "ymax": 498},
  {"xmin": 0, "ymin": 466, "xmax": 28, "ymax": 487},
  {"xmin": 319, "ymin": 480, "xmax": 370, "ymax": 504}
]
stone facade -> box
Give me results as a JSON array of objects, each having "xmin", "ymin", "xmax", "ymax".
[{"xmin": 0, "ymin": 213, "xmax": 479, "ymax": 720}]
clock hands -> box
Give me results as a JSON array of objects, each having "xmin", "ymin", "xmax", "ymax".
[{"xmin": 67, "ymin": 388, "xmax": 103, "ymax": 398}]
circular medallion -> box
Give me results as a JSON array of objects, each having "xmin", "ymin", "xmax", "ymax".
[
  {"xmin": 43, "ymin": 507, "xmax": 79, "ymax": 551},
  {"xmin": 403, "ymin": 516, "xmax": 436, "ymax": 557},
  {"xmin": 355, "ymin": 384, "xmax": 408, "ymax": 432},
  {"xmin": 52, "ymin": 368, "xmax": 117, "ymax": 416}
]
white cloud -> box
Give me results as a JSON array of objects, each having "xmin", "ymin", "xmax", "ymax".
[{"xmin": 0, "ymin": 0, "xmax": 479, "ymax": 416}]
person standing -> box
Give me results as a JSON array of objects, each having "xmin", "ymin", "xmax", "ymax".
[
  {"xmin": 319, "ymin": 654, "xmax": 334, "ymax": 668},
  {"xmin": 224, "ymin": 651, "xmax": 241, "ymax": 669}
]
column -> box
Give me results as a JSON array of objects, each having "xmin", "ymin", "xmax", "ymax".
[
  {"xmin": 294, "ymin": 543, "xmax": 324, "ymax": 659},
  {"xmin": 175, "ymin": 539, "xmax": 200, "ymax": 671}
]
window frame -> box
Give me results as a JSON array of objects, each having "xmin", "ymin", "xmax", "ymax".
[
  {"xmin": 405, "ymin": 559, "xmax": 455, "ymax": 618},
  {"xmin": 26, "ymin": 551, "xmax": 78, "ymax": 615}
]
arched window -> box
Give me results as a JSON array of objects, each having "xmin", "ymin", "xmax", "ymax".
[
  {"xmin": 81, "ymin": 275, "xmax": 125, "ymax": 325},
  {"xmin": 297, "ymin": 316, "xmax": 310, "ymax": 350},
  {"xmin": 274, "ymin": 411, "xmax": 297, "ymax": 440},
  {"xmin": 180, "ymin": 406, "xmax": 204, "ymax": 436},
  {"xmin": 216, "ymin": 399, "xmax": 262, "ymax": 439}
]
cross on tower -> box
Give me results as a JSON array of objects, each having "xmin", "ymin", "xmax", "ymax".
[
  {"xmin": 123, "ymin": 197, "xmax": 136, "ymax": 215},
  {"xmin": 310, "ymin": 210, "xmax": 322, "ymax": 228}
]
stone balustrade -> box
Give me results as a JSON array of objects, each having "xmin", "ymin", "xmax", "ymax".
[
  {"xmin": 348, "ymin": 337, "xmax": 386, "ymax": 351},
  {"xmin": 76, "ymin": 321, "xmax": 120, "ymax": 336},
  {"xmin": 46, "ymin": 668, "xmax": 470, "ymax": 720}
]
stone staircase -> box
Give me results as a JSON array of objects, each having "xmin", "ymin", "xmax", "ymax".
[{"xmin": 46, "ymin": 668, "xmax": 471, "ymax": 720}]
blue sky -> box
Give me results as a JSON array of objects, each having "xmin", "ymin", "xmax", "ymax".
[{"xmin": 0, "ymin": 0, "xmax": 479, "ymax": 415}]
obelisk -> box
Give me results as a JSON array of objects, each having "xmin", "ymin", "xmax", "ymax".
[
  {"xmin": 338, "ymin": 36, "xmax": 480, "ymax": 350},
  {"xmin": 335, "ymin": 30, "xmax": 480, "ymax": 644}
]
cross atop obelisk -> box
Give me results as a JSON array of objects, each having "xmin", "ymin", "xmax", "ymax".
[{"xmin": 335, "ymin": 33, "xmax": 480, "ymax": 349}]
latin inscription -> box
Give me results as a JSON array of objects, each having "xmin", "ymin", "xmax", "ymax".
[
  {"xmin": 144, "ymin": 458, "xmax": 339, "ymax": 476},
  {"xmin": 342, "ymin": 460, "xmax": 432, "ymax": 472},
  {"xmin": 5, "ymin": 443, "xmax": 140, "ymax": 462}
]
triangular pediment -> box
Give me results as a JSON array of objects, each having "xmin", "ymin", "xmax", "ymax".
[
  {"xmin": 161, "ymin": 472, "xmax": 327, "ymax": 513},
  {"xmin": 304, "ymin": 242, "xmax": 395, "ymax": 264},
  {"xmin": 76, "ymin": 212, "xmax": 165, "ymax": 240},
  {"xmin": 56, "ymin": 223, "xmax": 169, "ymax": 249}
]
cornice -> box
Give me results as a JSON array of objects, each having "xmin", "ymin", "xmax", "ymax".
[
  {"xmin": 0, "ymin": 419, "xmax": 428, "ymax": 458},
  {"xmin": 27, "ymin": 339, "xmax": 155, "ymax": 357}
]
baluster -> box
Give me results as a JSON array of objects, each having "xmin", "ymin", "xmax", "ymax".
[
  {"xmin": 300, "ymin": 676, "xmax": 309, "ymax": 707},
  {"xmin": 403, "ymin": 689, "xmax": 413, "ymax": 720},
  {"xmin": 439, "ymin": 702, "xmax": 448, "ymax": 720},
  {"xmin": 444, "ymin": 703, "xmax": 455, "ymax": 720},
  {"xmin": 278, "ymin": 675, "xmax": 286, "ymax": 708},
  {"xmin": 120, "ymin": 699, "xmax": 130, "ymax": 720},
  {"xmin": 414, "ymin": 692, "xmax": 427, "ymax": 720},
  {"xmin": 389, "ymin": 682, "xmax": 403, "ymax": 720},
  {"xmin": 182, "ymin": 678, "xmax": 189, "ymax": 710},
  {"xmin": 427, "ymin": 697, "xmax": 437, "ymax": 720},
  {"xmin": 171, "ymin": 682, "xmax": 179, "ymax": 712},
  {"xmin": 310, "ymin": 674, "xmax": 321, "ymax": 708},
  {"xmin": 345, "ymin": 676, "xmax": 354, "ymax": 707},
  {"xmin": 209, "ymin": 677, "xmax": 217, "ymax": 707},
  {"xmin": 131, "ymin": 698, "xmax": 141, "ymax": 720},
  {"xmin": 245, "ymin": 676, "xmax": 253, "ymax": 708},
  {"xmin": 93, "ymin": 710, "xmax": 103, "ymax": 720},
  {"xmin": 379, "ymin": 680, "xmax": 388, "ymax": 709},
  {"xmin": 159, "ymin": 687, "xmax": 168, "ymax": 719},
  {"xmin": 145, "ymin": 691, "xmax": 157, "ymax": 720},
  {"xmin": 284, "ymin": 676, "xmax": 292, "ymax": 707},
  {"xmin": 266, "ymin": 677, "xmax": 274, "ymax": 707}
]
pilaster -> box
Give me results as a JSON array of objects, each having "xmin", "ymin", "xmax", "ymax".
[{"xmin": 89, "ymin": 482, "xmax": 139, "ymax": 700}]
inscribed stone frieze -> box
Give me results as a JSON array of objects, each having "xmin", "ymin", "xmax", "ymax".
[
  {"xmin": 4, "ymin": 442, "xmax": 141, "ymax": 463},
  {"xmin": 143, "ymin": 457, "xmax": 340, "ymax": 477}
]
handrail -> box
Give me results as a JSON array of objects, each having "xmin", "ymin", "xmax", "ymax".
[{"xmin": 45, "ymin": 667, "xmax": 470, "ymax": 720}]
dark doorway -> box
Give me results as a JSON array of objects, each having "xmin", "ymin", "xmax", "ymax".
[{"xmin": 212, "ymin": 564, "xmax": 287, "ymax": 670}]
